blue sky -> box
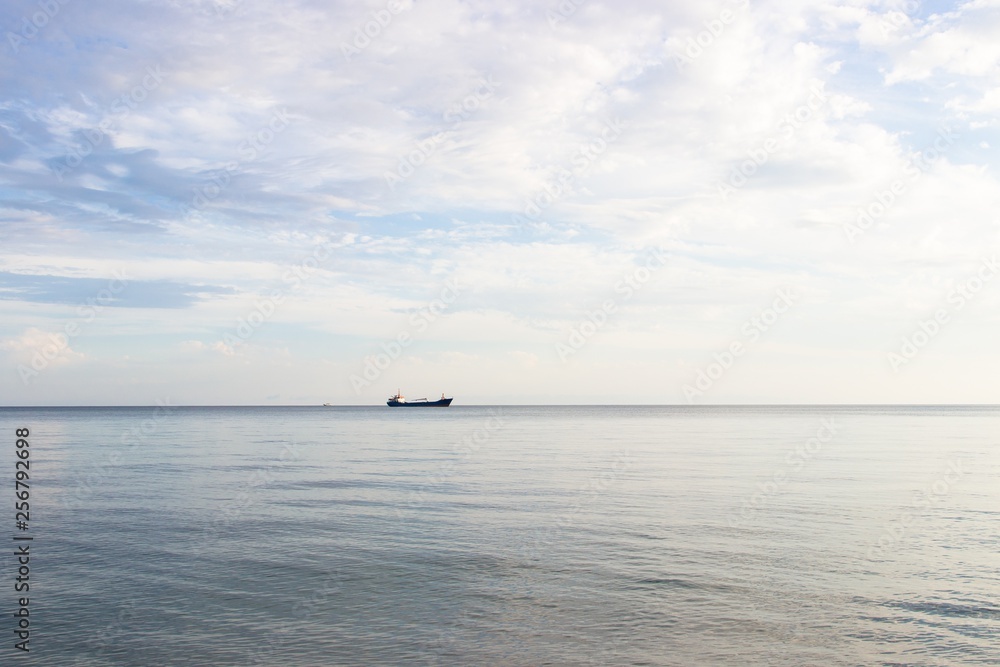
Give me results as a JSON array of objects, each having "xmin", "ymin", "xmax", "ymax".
[{"xmin": 2, "ymin": 0, "xmax": 999, "ymax": 405}]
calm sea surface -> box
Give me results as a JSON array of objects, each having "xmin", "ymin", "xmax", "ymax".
[{"xmin": 0, "ymin": 405, "xmax": 997, "ymax": 666}]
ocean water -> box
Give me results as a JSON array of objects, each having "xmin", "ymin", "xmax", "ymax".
[{"xmin": 1, "ymin": 405, "xmax": 998, "ymax": 666}]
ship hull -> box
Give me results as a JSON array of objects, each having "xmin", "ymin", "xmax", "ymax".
[{"xmin": 387, "ymin": 398, "xmax": 453, "ymax": 407}]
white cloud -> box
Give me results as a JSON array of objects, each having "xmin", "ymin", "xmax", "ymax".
[
  {"xmin": 1, "ymin": 0, "xmax": 998, "ymax": 403},
  {"xmin": 1, "ymin": 327, "xmax": 86, "ymax": 367}
]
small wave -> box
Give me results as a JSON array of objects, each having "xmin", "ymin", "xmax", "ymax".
[
  {"xmin": 884, "ymin": 600, "xmax": 1000, "ymax": 619},
  {"xmin": 637, "ymin": 577, "xmax": 701, "ymax": 589}
]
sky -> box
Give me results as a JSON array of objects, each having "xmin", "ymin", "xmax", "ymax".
[{"xmin": 1, "ymin": 0, "xmax": 999, "ymax": 406}]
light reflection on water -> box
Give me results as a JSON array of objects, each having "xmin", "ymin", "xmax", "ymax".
[{"xmin": 1, "ymin": 405, "xmax": 997, "ymax": 666}]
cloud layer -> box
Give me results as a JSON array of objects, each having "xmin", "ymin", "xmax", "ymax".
[{"xmin": 2, "ymin": 0, "xmax": 999, "ymax": 404}]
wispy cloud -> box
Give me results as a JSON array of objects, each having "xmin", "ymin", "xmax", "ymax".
[
  {"xmin": 2, "ymin": 0, "xmax": 999, "ymax": 404},
  {"xmin": 0, "ymin": 271, "xmax": 234, "ymax": 307}
]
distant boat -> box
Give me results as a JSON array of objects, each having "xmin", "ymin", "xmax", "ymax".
[
  {"xmin": 387, "ymin": 390, "xmax": 453, "ymax": 407},
  {"xmin": 322, "ymin": 403, "xmax": 332, "ymax": 406}
]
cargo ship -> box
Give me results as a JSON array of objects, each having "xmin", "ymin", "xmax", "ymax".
[{"xmin": 387, "ymin": 390, "xmax": 453, "ymax": 407}]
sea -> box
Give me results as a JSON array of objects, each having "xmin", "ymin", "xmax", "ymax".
[{"xmin": 0, "ymin": 405, "xmax": 997, "ymax": 666}]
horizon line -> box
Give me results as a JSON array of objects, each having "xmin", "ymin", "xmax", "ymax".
[{"xmin": 3, "ymin": 403, "xmax": 1000, "ymax": 409}]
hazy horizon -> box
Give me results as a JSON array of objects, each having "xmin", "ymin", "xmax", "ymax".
[{"xmin": 5, "ymin": 402, "xmax": 1000, "ymax": 408}]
